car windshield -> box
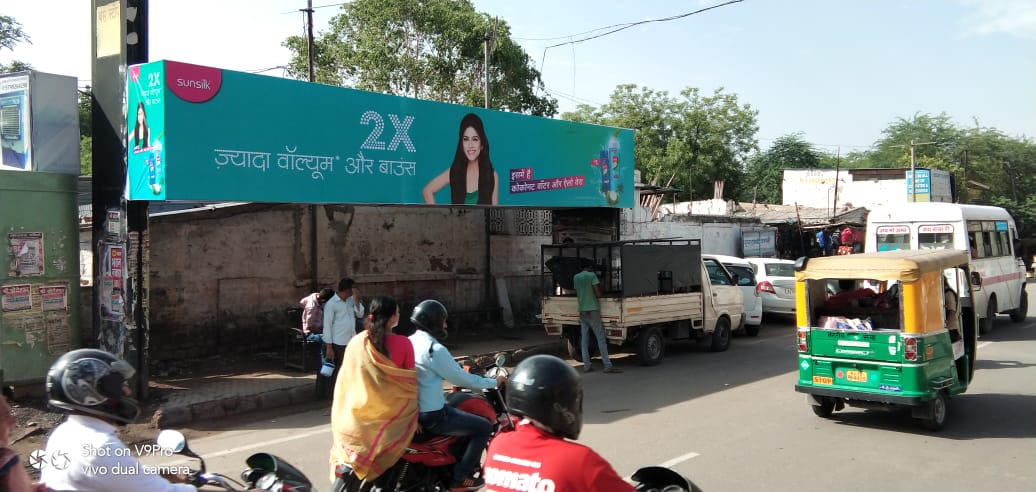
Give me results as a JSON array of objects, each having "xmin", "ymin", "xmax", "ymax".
[{"xmin": 764, "ymin": 263, "xmax": 795, "ymax": 277}]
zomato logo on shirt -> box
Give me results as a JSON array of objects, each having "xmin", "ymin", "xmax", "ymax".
[{"xmin": 484, "ymin": 466, "xmax": 557, "ymax": 492}]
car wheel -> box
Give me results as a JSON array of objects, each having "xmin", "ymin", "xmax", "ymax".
[
  {"xmin": 1009, "ymin": 289, "xmax": 1027, "ymax": 323},
  {"xmin": 920, "ymin": 391, "xmax": 948, "ymax": 431},
  {"xmin": 979, "ymin": 297, "xmax": 997, "ymax": 334},
  {"xmin": 708, "ymin": 316, "xmax": 731, "ymax": 352},
  {"xmin": 745, "ymin": 322, "xmax": 760, "ymax": 337},
  {"xmin": 811, "ymin": 397, "xmax": 836, "ymax": 418},
  {"xmin": 636, "ymin": 326, "xmax": 665, "ymax": 366}
]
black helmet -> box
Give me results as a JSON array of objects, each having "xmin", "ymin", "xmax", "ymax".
[
  {"xmin": 506, "ymin": 354, "xmax": 582, "ymax": 440},
  {"xmin": 410, "ymin": 299, "xmax": 448, "ymax": 340},
  {"xmin": 46, "ymin": 349, "xmax": 140, "ymax": 424}
]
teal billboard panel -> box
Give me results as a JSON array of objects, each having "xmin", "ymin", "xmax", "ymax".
[{"xmin": 126, "ymin": 60, "xmax": 634, "ymax": 208}]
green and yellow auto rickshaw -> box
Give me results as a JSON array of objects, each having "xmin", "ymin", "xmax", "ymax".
[{"xmin": 793, "ymin": 249, "xmax": 978, "ymax": 431}]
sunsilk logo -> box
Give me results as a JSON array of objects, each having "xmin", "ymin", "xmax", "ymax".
[
  {"xmin": 165, "ymin": 61, "xmax": 223, "ymax": 103},
  {"xmin": 176, "ymin": 78, "xmax": 211, "ymax": 90}
]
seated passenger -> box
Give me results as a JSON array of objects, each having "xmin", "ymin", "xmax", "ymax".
[{"xmin": 825, "ymin": 279, "xmax": 876, "ymax": 308}]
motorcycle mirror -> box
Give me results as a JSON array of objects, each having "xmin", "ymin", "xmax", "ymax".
[
  {"xmin": 156, "ymin": 429, "xmax": 187, "ymax": 453},
  {"xmin": 494, "ymin": 353, "xmax": 508, "ymax": 367},
  {"xmin": 156, "ymin": 429, "xmax": 204, "ymax": 471}
]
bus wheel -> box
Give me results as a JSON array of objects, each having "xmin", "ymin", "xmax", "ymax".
[
  {"xmin": 920, "ymin": 391, "xmax": 948, "ymax": 431},
  {"xmin": 1009, "ymin": 289, "xmax": 1027, "ymax": 323},
  {"xmin": 979, "ymin": 298, "xmax": 997, "ymax": 334}
]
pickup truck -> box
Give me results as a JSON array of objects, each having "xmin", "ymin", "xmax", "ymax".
[{"xmin": 540, "ymin": 239, "xmax": 745, "ymax": 365}]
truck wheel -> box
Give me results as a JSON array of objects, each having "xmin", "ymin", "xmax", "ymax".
[
  {"xmin": 920, "ymin": 391, "xmax": 948, "ymax": 431},
  {"xmin": 1009, "ymin": 289, "xmax": 1027, "ymax": 323},
  {"xmin": 979, "ymin": 298, "xmax": 997, "ymax": 334},
  {"xmin": 636, "ymin": 326, "xmax": 665, "ymax": 366},
  {"xmin": 708, "ymin": 317, "xmax": 732, "ymax": 352},
  {"xmin": 810, "ymin": 397, "xmax": 836, "ymax": 418}
]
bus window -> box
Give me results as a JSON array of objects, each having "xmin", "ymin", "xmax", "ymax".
[
  {"xmin": 969, "ymin": 232, "xmax": 985, "ymax": 258},
  {"xmin": 997, "ymin": 231, "xmax": 1011, "ymax": 257},
  {"xmin": 919, "ymin": 232, "xmax": 954, "ymax": 250},
  {"xmin": 877, "ymin": 233, "xmax": 910, "ymax": 251}
]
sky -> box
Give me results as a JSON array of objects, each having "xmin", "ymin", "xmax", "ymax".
[{"xmin": 2, "ymin": 0, "xmax": 1034, "ymax": 154}]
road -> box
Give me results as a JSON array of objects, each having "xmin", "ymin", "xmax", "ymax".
[{"xmin": 146, "ymin": 287, "xmax": 1036, "ymax": 492}]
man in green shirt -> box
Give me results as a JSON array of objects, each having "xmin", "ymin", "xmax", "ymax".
[{"xmin": 572, "ymin": 258, "xmax": 620, "ymax": 373}]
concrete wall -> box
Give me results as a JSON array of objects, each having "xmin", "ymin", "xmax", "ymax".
[{"xmin": 145, "ymin": 203, "xmax": 493, "ymax": 362}]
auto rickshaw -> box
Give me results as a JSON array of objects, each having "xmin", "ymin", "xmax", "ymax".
[{"xmin": 793, "ymin": 249, "xmax": 978, "ymax": 431}]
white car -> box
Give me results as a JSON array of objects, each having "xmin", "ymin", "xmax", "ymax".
[
  {"xmin": 746, "ymin": 258, "xmax": 797, "ymax": 318},
  {"xmin": 703, "ymin": 254, "xmax": 763, "ymax": 336}
]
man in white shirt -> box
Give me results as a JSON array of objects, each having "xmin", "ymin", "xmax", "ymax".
[
  {"xmin": 41, "ymin": 349, "xmax": 198, "ymax": 492},
  {"xmin": 323, "ymin": 277, "xmax": 364, "ymax": 385}
]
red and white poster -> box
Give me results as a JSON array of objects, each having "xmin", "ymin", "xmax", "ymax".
[
  {"xmin": 101, "ymin": 244, "xmax": 124, "ymax": 320},
  {"xmin": 1, "ymin": 284, "xmax": 32, "ymax": 311},
  {"xmin": 7, "ymin": 232, "xmax": 44, "ymax": 277},
  {"xmin": 40, "ymin": 284, "xmax": 68, "ymax": 312}
]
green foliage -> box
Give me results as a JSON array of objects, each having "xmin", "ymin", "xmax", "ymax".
[
  {"xmin": 563, "ymin": 84, "xmax": 758, "ymax": 201},
  {"xmin": 78, "ymin": 88, "xmax": 92, "ymax": 175},
  {"xmin": 0, "ymin": 15, "xmax": 32, "ymax": 73},
  {"xmin": 741, "ymin": 133, "xmax": 822, "ymax": 204},
  {"xmin": 283, "ymin": 0, "xmax": 556, "ymax": 116},
  {"xmin": 0, "ymin": 15, "xmax": 30, "ymax": 51},
  {"xmin": 79, "ymin": 136, "xmax": 92, "ymax": 176}
]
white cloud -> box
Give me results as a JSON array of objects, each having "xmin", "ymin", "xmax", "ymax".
[{"xmin": 960, "ymin": 0, "xmax": 1036, "ymax": 39}]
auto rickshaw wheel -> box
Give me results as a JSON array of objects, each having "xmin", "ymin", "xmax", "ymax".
[
  {"xmin": 811, "ymin": 397, "xmax": 836, "ymax": 418},
  {"xmin": 1009, "ymin": 289, "xmax": 1027, "ymax": 323},
  {"xmin": 920, "ymin": 391, "xmax": 948, "ymax": 431}
]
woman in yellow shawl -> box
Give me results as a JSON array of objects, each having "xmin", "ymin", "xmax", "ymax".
[{"xmin": 329, "ymin": 296, "xmax": 418, "ymax": 484}]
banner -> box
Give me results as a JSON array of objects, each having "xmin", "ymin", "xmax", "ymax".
[
  {"xmin": 0, "ymin": 74, "xmax": 30, "ymax": 171},
  {"xmin": 125, "ymin": 60, "xmax": 634, "ymax": 208}
]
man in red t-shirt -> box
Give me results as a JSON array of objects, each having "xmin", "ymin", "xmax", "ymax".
[{"xmin": 484, "ymin": 355, "xmax": 635, "ymax": 492}]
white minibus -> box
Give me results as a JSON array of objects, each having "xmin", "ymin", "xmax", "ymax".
[{"xmin": 865, "ymin": 202, "xmax": 1028, "ymax": 333}]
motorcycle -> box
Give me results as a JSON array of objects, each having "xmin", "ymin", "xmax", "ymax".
[
  {"xmin": 333, "ymin": 355, "xmax": 514, "ymax": 491},
  {"xmin": 156, "ymin": 429, "xmax": 316, "ymax": 491}
]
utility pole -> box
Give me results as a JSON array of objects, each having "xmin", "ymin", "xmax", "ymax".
[
  {"xmin": 303, "ymin": 0, "xmax": 318, "ymax": 292},
  {"xmin": 482, "ymin": 17, "xmax": 495, "ymax": 322},
  {"xmin": 831, "ymin": 147, "xmax": 841, "ymax": 217},
  {"xmin": 892, "ymin": 140, "xmax": 937, "ymax": 202}
]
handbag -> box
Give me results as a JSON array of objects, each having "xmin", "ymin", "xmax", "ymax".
[{"xmin": 319, "ymin": 361, "xmax": 336, "ymax": 378}]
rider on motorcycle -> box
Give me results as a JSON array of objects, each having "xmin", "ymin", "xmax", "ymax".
[
  {"xmin": 40, "ymin": 348, "xmax": 198, "ymax": 492},
  {"xmin": 483, "ymin": 354, "xmax": 635, "ymax": 491},
  {"xmin": 400, "ymin": 300, "xmax": 506, "ymax": 492}
]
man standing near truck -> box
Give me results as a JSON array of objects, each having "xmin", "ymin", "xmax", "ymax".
[{"xmin": 573, "ymin": 258, "xmax": 621, "ymax": 373}]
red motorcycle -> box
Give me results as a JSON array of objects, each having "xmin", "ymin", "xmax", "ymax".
[{"xmin": 334, "ymin": 357, "xmax": 514, "ymax": 492}]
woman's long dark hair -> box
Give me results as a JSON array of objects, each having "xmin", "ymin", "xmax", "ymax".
[
  {"xmin": 134, "ymin": 102, "xmax": 150, "ymax": 149},
  {"xmin": 449, "ymin": 113, "xmax": 494, "ymax": 205},
  {"xmin": 368, "ymin": 296, "xmax": 399, "ymax": 360}
]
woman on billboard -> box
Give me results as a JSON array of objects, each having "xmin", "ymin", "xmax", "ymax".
[
  {"xmin": 129, "ymin": 102, "xmax": 150, "ymax": 152},
  {"xmin": 422, "ymin": 113, "xmax": 499, "ymax": 205}
]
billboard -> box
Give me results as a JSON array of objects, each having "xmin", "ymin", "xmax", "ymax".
[
  {"xmin": 125, "ymin": 60, "xmax": 634, "ymax": 208},
  {"xmin": 0, "ymin": 71, "xmax": 79, "ymax": 174}
]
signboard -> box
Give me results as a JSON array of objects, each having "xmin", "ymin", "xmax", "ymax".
[
  {"xmin": 906, "ymin": 169, "xmax": 952, "ymax": 203},
  {"xmin": 0, "ymin": 71, "xmax": 79, "ymax": 174},
  {"xmin": 0, "ymin": 74, "xmax": 30, "ymax": 170},
  {"xmin": 918, "ymin": 225, "xmax": 953, "ymax": 234},
  {"xmin": 876, "ymin": 226, "xmax": 910, "ymax": 235},
  {"xmin": 125, "ymin": 60, "xmax": 634, "ymax": 208},
  {"xmin": 0, "ymin": 284, "xmax": 32, "ymax": 311}
]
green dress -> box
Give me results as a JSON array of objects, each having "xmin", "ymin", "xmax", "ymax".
[{"xmin": 463, "ymin": 190, "xmax": 479, "ymax": 205}]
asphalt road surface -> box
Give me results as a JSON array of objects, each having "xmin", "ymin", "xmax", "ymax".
[{"xmin": 145, "ymin": 288, "xmax": 1036, "ymax": 492}]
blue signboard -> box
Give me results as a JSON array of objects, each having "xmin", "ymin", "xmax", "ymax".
[{"xmin": 125, "ymin": 60, "xmax": 634, "ymax": 208}]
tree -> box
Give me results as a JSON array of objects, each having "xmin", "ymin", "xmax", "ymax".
[
  {"xmin": 741, "ymin": 133, "xmax": 822, "ymax": 204},
  {"xmin": 283, "ymin": 0, "xmax": 557, "ymax": 116},
  {"xmin": 0, "ymin": 15, "xmax": 32, "ymax": 73},
  {"xmin": 563, "ymin": 84, "xmax": 758, "ymax": 201},
  {"xmin": 79, "ymin": 87, "xmax": 92, "ymax": 175}
]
